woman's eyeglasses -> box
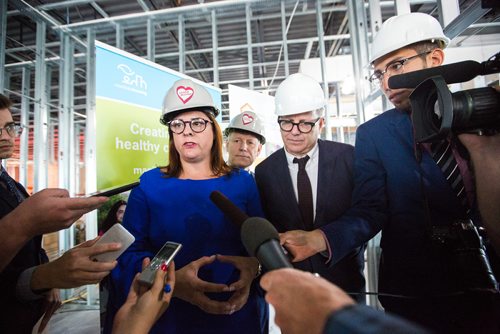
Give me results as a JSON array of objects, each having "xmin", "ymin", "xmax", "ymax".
[{"xmin": 167, "ymin": 118, "xmax": 213, "ymax": 134}]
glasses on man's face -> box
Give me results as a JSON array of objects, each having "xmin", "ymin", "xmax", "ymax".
[
  {"xmin": 167, "ymin": 118, "xmax": 213, "ymax": 134},
  {"xmin": 0, "ymin": 123, "xmax": 23, "ymax": 138},
  {"xmin": 278, "ymin": 118, "xmax": 320, "ymax": 134},
  {"xmin": 368, "ymin": 51, "xmax": 432, "ymax": 86}
]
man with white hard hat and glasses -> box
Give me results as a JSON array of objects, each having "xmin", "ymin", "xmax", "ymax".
[
  {"xmin": 255, "ymin": 73, "xmax": 366, "ymax": 301},
  {"xmin": 224, "ymin": 111, "xmax": 265, "ymax": 171},
  {"xmin": 316, "ymin": 12, "xmax": 500, "ymax": 333}
]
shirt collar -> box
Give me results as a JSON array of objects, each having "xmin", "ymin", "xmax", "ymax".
[{"xmin": 284, "ymin": 140, "xmax": 319, "ymax": 166}]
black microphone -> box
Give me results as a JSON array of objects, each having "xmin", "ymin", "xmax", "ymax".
[
  {"xmin": 210, "ymin": 190, "xmax": 249, "ymax": 228},
  {"xmin": 388, "ymin": 60, "xmax": 483, "ymax": 89},
  {"xmin": 241, "ymin": 217, "xmax": 293, "ymax": 271}
]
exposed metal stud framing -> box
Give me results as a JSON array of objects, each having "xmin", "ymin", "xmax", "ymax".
[
  {"xmin": 394, "ymin": 0, "xmax": 411, "ymax": 15},
  {"xmin": 59, "ymin": 32, "xmax": 72, "ymax": 192},
  {"xmin": 178, "ymin": 14, "xmax": 185, "ymax": 73},
  {"xmin": 116, "ymin": 23, "xmax": 124, "ymax": 49},
  {"xmin": 0, "ymin": 1, "xmax": 6, "ymax": 94},
  {"xmin": 211, "ymin": 10, "xmax": 219, "ymax": 87},
  {"xmin": 84, "ymin": 27, "xmax": 98, "ymax": 239},
  {"xmin": 33, "ymin": 21, "xmax": 48, "ymax": 191},
  {"xmin": 147, "ymin": 18, "xmax": 155, "ymax": 62},
  {"xmin": 368, "ymin": 0, "xmax": 382, "ymax": 38},
  {"xmin": 280, "ymin": 0, "xmax": 290, "ymax": 77},
  {"xmin": 246, "ymin": 3, "xmax": 254, "ymax": 90},
  {"xmin": 437, "ymin": 0, "xmax": 460, "ymax": 27},
  {"xmin": 316, "ymin": 0, "xmax": 332, "ymax": 140},
  {"xmin": 444, "ymin": 0, "xmax": 492, "ymax": 40},
  {"xmin": 57, "ymin": 32, "xmax": 76, "ymax": 279},
  {"xmin": 347, "ymin": 0, "xmax": 369, "ymax": 125},
  {"xmin": 19, "ymin": 67, "xmax": 30, "ymax": 186}
]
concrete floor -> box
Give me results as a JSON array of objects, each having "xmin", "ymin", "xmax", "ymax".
[
  {"xmin": 43, "ymin": 300, "xmax": 280, "ymax": 334},
  {"xmin": 45, "ymin": 307, "xmax": 101, "ymax": 334}
]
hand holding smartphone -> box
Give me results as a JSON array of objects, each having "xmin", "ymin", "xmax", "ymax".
[
  {"xmin": 91, "ymin": 224, "xmax": 135, "ymax": 262},
  {"xmin": 138, "ymin": 241, "xmax": 182, "ymax": 287}
]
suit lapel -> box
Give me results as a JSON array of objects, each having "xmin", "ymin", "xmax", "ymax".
[
  {"xmin": 275, "ymin": 149, "xmax": 306, "ymax": 230},
  {"xmin": 392, "ymin": 111, "xmax": 415, "ymax": 152},
  {"xmin": 390, "ymin": 110, "xmax": 464, "ymax": 213},
  {"xmin": 0, "ymin": 184, "xmax": 19, "ymax": 210},
  {"xmin": 316, "ymin": 140, "xmax": 331, "ymax": 226},
  {"xmin": 0, "ymin": 175, "xmax": 28, "ymax": 211}
]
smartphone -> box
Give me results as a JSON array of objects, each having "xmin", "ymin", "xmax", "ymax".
[
  {"xmin": 89, "ymin": 181, "xmax": 140, "ymax": 197},
  {"xmin": 138, "ymin": 241, "xmax": 182, "ymax": 287},
  {"xmin": 91, "ymin": 224, "xmax": 135, "ymax": 262}
]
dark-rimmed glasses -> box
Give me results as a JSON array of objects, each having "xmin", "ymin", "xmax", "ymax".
[
  {"xmin": 368, "ymin": 51, "xmax": 432, "ymax": 86},
  {"xmin": 278, "ymin": 118, "xmax": 320, "ymax": 134},
  {"xmin": 0, "ymin": 123, "xmax": 24, "ymax": 137},
  {"xmin": 167, "ymin": 118, "xmax": 213, "ymax": 134}
]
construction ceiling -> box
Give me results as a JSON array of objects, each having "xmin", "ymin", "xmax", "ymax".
[{"xmin": 3, "ymin": 0, "xmax": 500, "ymax": 120}]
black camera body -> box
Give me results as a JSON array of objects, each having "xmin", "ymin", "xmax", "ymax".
[
  {"xmin": 410, "ymin": 76, "xmax": 500, "ymax": 143},
  {"xmin": 430, "ymin": 219, "xmax": 498, "ymax": 294},
  {"xmin": 388, "ymin": 51, "xmax": 500, "ymax": 143}
]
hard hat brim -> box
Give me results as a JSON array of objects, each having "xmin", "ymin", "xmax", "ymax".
[{"xmin": 160, "ymin": 106, "xmax": 219, "ymax": 125}]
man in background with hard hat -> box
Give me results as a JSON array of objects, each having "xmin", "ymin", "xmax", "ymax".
[
  {"xmin": 319, "ymin": 12, "xmax": 500, "ymax": 333},
  {"xmin": 255, "ymin": 73, "xmax": 365, "ymax": 301},
  {"xmin": 224, "ymin": 111, "xmax": 265, "ymax": 170}
]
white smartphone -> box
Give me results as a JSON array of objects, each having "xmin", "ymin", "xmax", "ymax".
[
  {"xmin": 138, "ymin": 241, "xmax": 182, "ymax": 287},
  {"xmin": 91, "ymin": 224, "xmax": 135, "ymax": 262}
]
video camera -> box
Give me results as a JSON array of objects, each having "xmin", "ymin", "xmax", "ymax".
[
  {"xmin": 430, "ymin": 219, "xmax": 498, "ymax": 294},
  {"xmin": 388, "ymin": 52, "xmax": 500, "ymax": 143}
]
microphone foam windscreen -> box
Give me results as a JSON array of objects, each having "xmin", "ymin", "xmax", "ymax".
[{"xmin": 241, "ymin": 217, "xmax": 280, "ymax": 256}]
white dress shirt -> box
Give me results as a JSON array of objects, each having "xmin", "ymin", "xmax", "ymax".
[{"xmin": 284, "ymin": 142, "xmax": 319, "ymax": 221}]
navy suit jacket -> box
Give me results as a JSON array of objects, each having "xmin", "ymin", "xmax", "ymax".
[
  {"xmin": 255, "ymin": 140, "xmax": 365, "ymax": 294},
  {"xmin": 324, "ymin": 109, "xmax": 473, "ymax": 299},
  {"xmin": 323, "ymin": 109, "xmax": 500, "ymax": 334},
  {"xmin": 0, "ymin": 179, "xmax": 46, "ymax": 333}
]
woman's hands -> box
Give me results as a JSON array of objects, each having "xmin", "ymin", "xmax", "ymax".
[
  {"xmin": 173, "ymin": 254, "xmax": 259, "ymax": 315},
  {"xmin": 217, "ymin": 255, "xmax": 260, "ymax": 314}
]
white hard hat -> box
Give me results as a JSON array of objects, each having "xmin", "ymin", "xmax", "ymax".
[
  {"xmin": 369, "ymin": 12, "xmax": 450, "ymax": 64},
  {"xmin": 161, "ymin": 78, "xmax": 219, "ymax": 124},
  {"xmin": 224, "ymin": 111, "xmax": 266, "ymax": 144},
  {"xmin": 274, "ymin": 73, "xmax": 325, "ymax": 117}
]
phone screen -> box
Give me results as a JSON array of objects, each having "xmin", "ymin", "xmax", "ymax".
[{"xmin": 138, "ymin": 241, "xmax": 182, "ymax": 287}]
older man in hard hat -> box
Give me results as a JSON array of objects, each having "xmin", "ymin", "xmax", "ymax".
[
  {"xmin": 255, "ymin": 73, "xmax": 365, "ymax": 300},
  {"xmin": 224, "ymin": 111, "xmax": 265, "ymax": 170},
  {"xmin": 315, "ymin": 12, "xmax": 500, "ymax": 333}
]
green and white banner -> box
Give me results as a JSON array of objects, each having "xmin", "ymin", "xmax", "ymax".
[{"xmin": 95, "ymin": 42, "xmax": 221, "ymax": 190}]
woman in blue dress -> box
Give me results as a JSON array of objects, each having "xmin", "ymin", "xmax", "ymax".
[{"xmin": 106, "ymin": 78, "xmax": 268, "ymax": 334}]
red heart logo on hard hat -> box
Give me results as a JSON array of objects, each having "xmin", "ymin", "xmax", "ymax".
[
  {"xmin": 242, "ymin": 113, "xmax": 254, "ymax": 125},
  {"xmin": 176, "ymin": 86, "xmax": 194, "ymax": 104}
]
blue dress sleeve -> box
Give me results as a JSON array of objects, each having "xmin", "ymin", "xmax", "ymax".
[{"xmin": 109, "ymin": 183, "xmax": 155, "ymax": 308}]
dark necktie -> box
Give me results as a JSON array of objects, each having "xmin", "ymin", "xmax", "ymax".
[
  {"xmin": 430, "ymin": 139, "xmax": 468, "ymax": 208},
  {"xmin": 0, "ymin": 166, "xmax": 25, "ymax": 204},
  {"xmin": 293, "ymin": 156, "xmax": 314, "ymax": 230}
]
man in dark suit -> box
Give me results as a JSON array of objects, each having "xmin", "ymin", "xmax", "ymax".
[
  {"xmin": 322, "ymin": 13, "xmax": 500, "ymax": 333},
  {"xmin": 254, "ymin": 73, "xmax": 365, "ymax": 298},
  {"xmin": 0, "ymin": 94, "xmax": 119, "ymax": 333}
]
